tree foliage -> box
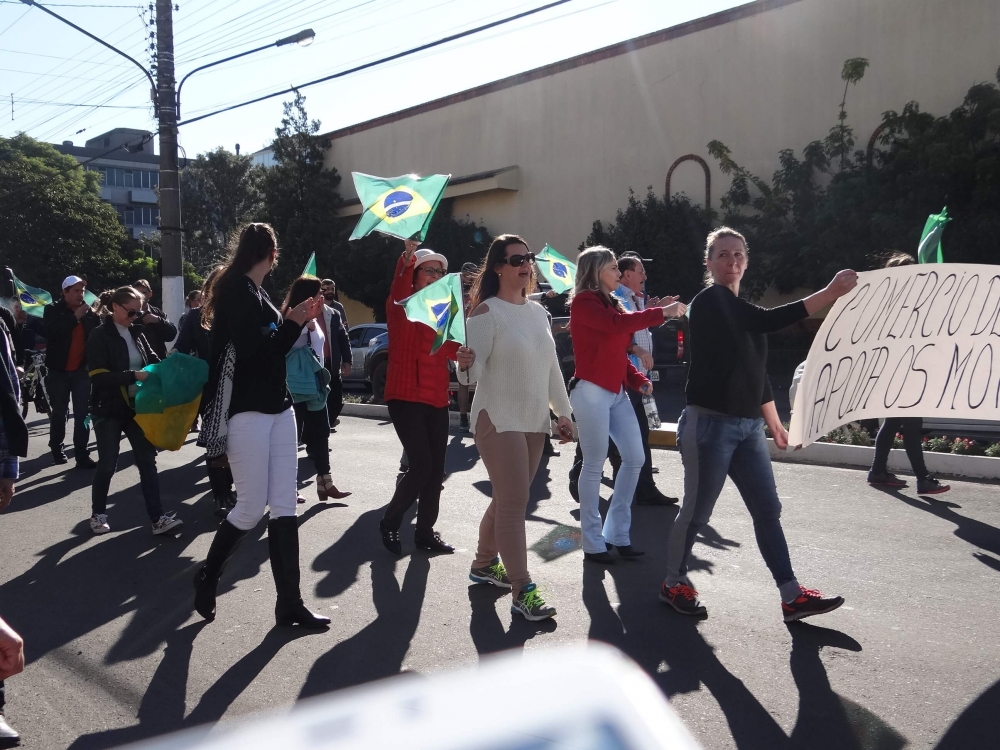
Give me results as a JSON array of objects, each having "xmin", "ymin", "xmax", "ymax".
[
  {"xmin": 180, "ymin": 148, "xmax": 264, "ymax": 275},
  {"xmin": 0, "ymin": 135, "xmax": 131, "ymax": 293},
  {"xmin": 708, "ymin": 62, "xmax": 1000, "ymax": 299},
  {"xmin": 581, "ymin": 189, "xmax": 711, "ymax": 302}
]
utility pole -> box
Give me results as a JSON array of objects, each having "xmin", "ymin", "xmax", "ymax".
[{"xmin": 156, "ymin": 0, "xmax": 183, "ymax": 329}]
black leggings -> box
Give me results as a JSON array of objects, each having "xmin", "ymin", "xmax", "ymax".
[
  {"xmin": 382, "ymin": 399, "xmax": 449, "ymax": 535},
  {"xmin": 293, "ymin": 401, "xmax": 330, "ymax": 474},
  {"xmin": 871, "ymin": 417, "xmax": 927, "ymax": 478}
]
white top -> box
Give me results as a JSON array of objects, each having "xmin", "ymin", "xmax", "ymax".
[
  {"xmin": 293, "ymin": 322, "xmax": 325, "ymax": 360},
  {"xmin": 457, "ymin": 297, "xmax": 572, "ymax": 435}
]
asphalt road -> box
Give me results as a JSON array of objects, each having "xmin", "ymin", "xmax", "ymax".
[{"xmin": 0, "ymin": 413, "xmax": 997, "ymax": 750}]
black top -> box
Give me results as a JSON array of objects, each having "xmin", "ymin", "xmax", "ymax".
[
  {"xmin": 138, "ymin": 302, "xmax": 178, "ymax": 360},
  {"xmin": 42, "ymin": 298, "xmax": 100, "ymax": 371},
  {"xmin": 685, "ymin": 284, "xmax": 808, "ymax": 419},
  {"xmin": 86, "ymin": 317, "xmax": 159, "ymax": 420},
  {"xmin": 174, "ymin": 306, "xmax": 211, "ymax": 362},
  {"xmin": 210, "ymin": 275, "xmax": 302, "ymax": 417}
]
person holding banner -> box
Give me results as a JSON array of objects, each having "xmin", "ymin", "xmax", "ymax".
[
  {"xmin": 569, "ymin": 247, "xmax": 686, "ymax": 564},
  {"xmin": 378, "ymin": 240, "xmax": 475, "ymax": 556},
  {"xmin": 458, "ymin": 234, "xmax": 574, "ymax": 621},
  {"xmin": 660, "ymin": 227, "xmax": 857, "ymax": 621}
]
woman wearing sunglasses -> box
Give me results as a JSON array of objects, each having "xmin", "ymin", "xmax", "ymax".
[
  {"xmin": 378, "ymin": 242, "xmax": 475, "ymax": 556},
  {"xmin": 458, "ymin": 234, "xmax": 573, "ymax": 621},
  {"xmin": 86, "ymin": 286, "xmax": 183, "ymax": 536},
  {"xmin": 570, "ymin": 247, "xmax": 686, "ymax": 564}
]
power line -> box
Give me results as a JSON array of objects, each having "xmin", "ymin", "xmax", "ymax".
[
  {"xmin": 12, "ymin": 96, "xmax": 147, "ymax": 108},
  {"xmin": 0, "ymin": 1, "xmax": 142, "ymax": 6}
]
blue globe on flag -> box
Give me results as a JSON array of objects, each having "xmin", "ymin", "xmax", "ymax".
[
  {"xmin": 19, "ymin": 292, "xmax": 35, "ymax": 305},
  {"xmin": 552, "ymin": 262, "xmax": 569, "ymax": 279},
  {"xmin": 383, "ymin": 190, "xmax": 413, "ymax": 218}
]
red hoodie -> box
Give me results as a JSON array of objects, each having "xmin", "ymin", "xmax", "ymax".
[
  {"xmin": 383, "ymin": 253, "xmax": 458, "ymax": 408},
  {"xmin": 570, "ymin": 290, "xmax": 664, "ymax": 394}
]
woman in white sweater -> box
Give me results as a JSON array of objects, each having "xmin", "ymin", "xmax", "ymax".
[{"xmin": 458, "ymin": 234, "xmax": 574, "ymax": 622}]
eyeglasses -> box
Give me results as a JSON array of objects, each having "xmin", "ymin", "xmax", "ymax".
[
  {"xmin": 502, "ymin": 253, "xmax": 535, "ymax": 267},
  {"xmin": 124, "ymin": 309, "xmax": 140, "ymax": 318},
  {"xmin": 419, "ymin": 267, "xmax": 446, "ymax": 278}
]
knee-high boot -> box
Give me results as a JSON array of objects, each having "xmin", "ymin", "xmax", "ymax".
[
  {"xmin": 268, "ymin": 517, "xmax": 330, "ymax": 628},
  {"xmin": 193, "ymin": 520, "xmax": 249, "ymax": 621}
]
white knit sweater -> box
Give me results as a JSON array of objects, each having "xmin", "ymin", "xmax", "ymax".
[{"xmin": 457, "ymin": 297, "xmax": 572, "ymax": 435}]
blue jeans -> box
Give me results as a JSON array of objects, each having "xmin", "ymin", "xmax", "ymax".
[
  {"xmin": 571, "ymin": 380, "xmax": 645, "ymax": 553},
  {"xmin": 46, "ymin": 367, "xmax": 91, "ymax": 455},
  {"xmin": 665, "ymin": 406, "xmax": 798, "ymax": 596},
  {"xmin": 92, "ymin": 415, "xmax": 163, "ymax": 522}
]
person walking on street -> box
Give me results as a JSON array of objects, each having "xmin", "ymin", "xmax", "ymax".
[
  {"xmin": 283, "ymin": 276, "xmax": 351, "ymax": 503},
  {"xmin": 378, "ymin": 240, "xmax": 475, "ymax": 556},
  {"xmin": 570, "ymin": 247, "xmax": 686, "ymax": 564},
  {"xmin": 193, "ymin": 223, "xmax": 330, "ymax": 628},
  {"xmin": 866, "ymin": 252, "xmax": 950, "ymax": 495},
  {"xmin": 42, "ymin": 276, "xmax": 99, "ymax": 468},
  {"xmin": 179, "ymin": 290, "xmax": 202, "ymax": 330},
  {"xmin": 459, "ymin": 235, "xmax": 573, "ymax": 621},
  {"xmin": 131, "ymin": 279, "xmax": 177, "ymax": 360},
  {"xmin": 87, "ymin": 287, "xmax": 183, "ymax": 537},
  {"xmin": 611, "ymin": 253, "xmax": 679, "ymax": 505},
  {"xmin": 316, "ymin": 279, "xmax": 351, "ymax": 430},
  {"xmin": 660, "ymin": 227, "xmax": 856, "ymax": 621}
]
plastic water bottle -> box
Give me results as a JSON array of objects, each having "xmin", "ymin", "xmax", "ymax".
[{"xmin": 643, "ymin": 394, "xmax": 661, "ymax": 430}]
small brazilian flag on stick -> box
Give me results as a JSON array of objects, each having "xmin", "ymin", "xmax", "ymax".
[
  {"xmin": 398, "ymin": 272, "xmax": 465, "ymax": 354},
  {"xmin": 302, "ymin": 252, "xmax": 318, "ymax": 277},
  {"xmin": 917, "ymin": 207, "xmax": 950, "ymax": 264},
  {"xmin": 12, "ymin": 274, "xmax": 52, "ymax": 318},
  {"xmin": 349, "ymin": 173, "xmax": 450, "ymax": 242},
  {"xmin": 535, "ymin": 244, "xmax": 576, "ymax": 294}
]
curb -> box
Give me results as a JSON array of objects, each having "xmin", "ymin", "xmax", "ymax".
[{"xmin": 340, "ymin": 402, "xmax": 468, "ymax": 428}]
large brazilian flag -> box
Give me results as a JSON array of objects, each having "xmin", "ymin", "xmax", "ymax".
[
  {"xmin": 349, "ymin": 173, "xmax": 450, "ymax": 242},
  {"xmin": 12, "ymin": 275, "xmax": 53, "ymax": 318},
  {"xmin": 398, "ymin": 273, "xmax": 465, "ymax": 354},
  {"xmin": 134, "ymin": 352, "xmax": 209, "ymax": 450},
  {"xmin": 535, "ymin": 244, "xmax": 576, "ymax": 294}
]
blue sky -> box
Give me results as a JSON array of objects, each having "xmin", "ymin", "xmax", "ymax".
[{"xmin": 1, "ymin": 0, "xmax": 746, "ymax": 157}]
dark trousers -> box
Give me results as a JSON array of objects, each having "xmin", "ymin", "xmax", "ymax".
[
  {"xmin": 871, "ymin": 417, "xmax": 928, "ymax": 479},
  {"xmin": 382, "ymin": 399, "xmax": 449, "ymax": 535},
  {"xmin": 627, "ymin": 387, "xmax": 655, "ymax": 492},
  {"xmin": 293, "ymin": 401, "xmax": 330, "ymax": 474},
  {"xmin": 325, "ymin": 359, "xmax": 344, "ymax": 424},
  {"xmin": 46, "ymin": 367, "xmax": 91, "ymax": 455},
  {"xmin": 92, "ymin": 415, "xmax": 162, "ymax": 522},
  {"xmin": 0, "ymin": 679, "xmax": 4, "ymax": 712}
]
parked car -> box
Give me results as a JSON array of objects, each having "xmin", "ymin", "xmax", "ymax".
[
  {"xmin": 344, "ymin": 323, "xmax": 387, "ymax": 383},
  {"xmin": 364, "ymin": 331, "xmax": 478, "ymax": 404}
]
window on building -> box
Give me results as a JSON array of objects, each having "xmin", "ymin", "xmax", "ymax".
[
  {"xmin": 124, "ymin": 170, "xmax": 134, "ymax": 188},
  {"xmin": 150, "ymin": 171, "xmax": 158, "ymax": 189},
  {"xmin": 139, "ymin": 170, "xmax": 150, "ymax": 189},
  {"xmin": 124, "ymin": 208, "xmax": 135, "ymax": 225}
]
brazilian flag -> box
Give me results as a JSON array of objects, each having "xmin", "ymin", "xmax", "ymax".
[
  {"xmin": 12, "ymin": 275, "xmax": 53, "ymax": 318},
  {"xmin": 917, "ymin": 207, "xmax": 949, "ymax": 264},
  {"xmin": 349, "ymin": 172, "xmax": 450, "ymax": 242},
  {"xmin": 399, "ymin": 273, "xmax": 465, "ymax": 354},
  {"xmin": 535, "ymin": 244, "xmax": 576, "ymax": 294},
  {"xmin": 134, "ymin": 352, "xmax": 209, "ymax": 450},
  {"xmin": 302, "ymin": 252, "xmax": 318, "ymax": 277}
]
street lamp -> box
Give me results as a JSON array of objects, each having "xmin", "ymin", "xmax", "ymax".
[{"xmin": 176, "ymin": 29, "xmax": 316, "ymax": 118}]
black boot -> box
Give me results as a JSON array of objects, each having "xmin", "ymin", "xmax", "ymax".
[
  {"xmin": 268, "ymin": 517, "xmax": 330, "ymax": 628},
  {"xmin": 0, "ymin": 713, "xmax": 19, "ymax": 749},
  {"xmin": 207, "ymin": 465, "xmax": 233, "ymax": 518},
  {"xmin": 568, "ymin": 444, "xmax": 583, "ymax": 503},
  {"xmin": 193, "ymin": 520, "xmax": 249, "ymax": 621}
]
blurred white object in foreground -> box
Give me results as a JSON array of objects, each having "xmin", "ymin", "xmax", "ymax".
[{"xmin": 127, "ymin": 644, "xmax": 699, "ymax": 750}]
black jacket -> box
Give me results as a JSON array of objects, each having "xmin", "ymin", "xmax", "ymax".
[
  {"xmin": 0, "ymin": 315, "xmax": 27, "ymax": 457},
  {"xmin": 174, "ymin": 306, "xmax": 211, "ymax": 362},
  {"xmin": 87, "ymin": 317, "xmax": 160, "ymax": 420},
  {"xmin": 42, "ymin": 298, "xmax": 100, "ymax": 372},
  {"xmin": 138, "ymin": 302, "xmax": 177, "ymax": 360}
]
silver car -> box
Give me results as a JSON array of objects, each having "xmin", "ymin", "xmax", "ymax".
[{"xmin": 344, "ymin": 323, "xmax": 387, "ymax": 383}]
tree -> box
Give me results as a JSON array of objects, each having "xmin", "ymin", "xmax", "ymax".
[
  {"xmin": 581, "ymin": 188, "xmax": 711, "ymax": 302},
  {"xmin": 262, "ymin": 93, "xmax": 341, "ymax": 291},
  {"xmin": 0, "ymin": 134, "xmax": 129, "ymax": 293},
  {"xmin": 180, "ymin": 148, "xmax": 264, "ymax": 275}
]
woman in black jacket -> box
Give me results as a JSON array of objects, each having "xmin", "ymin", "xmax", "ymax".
[
  {"xmin": 193, "ymin": 223, "xmax": 329, "ymax": 628},
  {"xmin": 87, "ymin": 287, "xmax": 183, "ymax": 536}
]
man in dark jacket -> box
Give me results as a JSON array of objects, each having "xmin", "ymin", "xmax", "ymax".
[
  {"xmin": 43, "ymin": 276, "xmax": 99, "ymax": 467},
  {"xmin": 132, "ymin": 279, "xmax": 177, "ymax": 360}
]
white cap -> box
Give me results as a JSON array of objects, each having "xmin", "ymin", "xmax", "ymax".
[
  {"xmin": 62, "ymin": 275, "xmax": 86, "ymax": 290},
  {"xmin": 412, "ymin": 248, "xmax": 448, "ymax": 271}
]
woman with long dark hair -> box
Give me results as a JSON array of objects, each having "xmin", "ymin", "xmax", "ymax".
[
  {"xmin": 459, "ymin": 234, "xmax": 573, "ymax": 621},
  {"xmin": 193, "ymin": 223, "xmax": 329, "ymax": 628},
  {"xmin": 570, "ymin": 248, "xmax": 686, "ymax": 564},
  {"xmin": 87, "ymin": 286, "xmax": 183, "ymax": 536},
  {"xmin": 378, "ymin": 240, "xmax": 475, "ymax": 556},
  {"xmin": 283, "ymin": 275, "xmax": 350, "ymax": 502}
]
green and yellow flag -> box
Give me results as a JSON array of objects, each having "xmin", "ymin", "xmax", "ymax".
[
  {"xmin": 302, "ymin": 252, "xmax": 318, "ymax": 277},
  {"xmin": 918, "ymin": 207, "xmax": 950, "ymax": 264},
  {"xmin": 399, "ymin": 273, "xmax": 465, "ymax": 354},
  {"xmin": 134, "ymin": 352, "xmax": 209, "ymax": 450},
  {"xmin": 349, "ymin": 173, "xmax": 450, "ymax": 242},
  {"xmin": 535, "ymin": 244, "xmax": 576, "ymax": 294},
  {"xmin": 12, "ymin": 275, "xmax": 53, "ymax": 318},
  {"xmin": 84, "ymin": 289, "xmax": 99, "ymax": 307}
]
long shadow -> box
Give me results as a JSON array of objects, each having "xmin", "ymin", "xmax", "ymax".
[
  {"xmin": 935, "ymin": 676, "xmax": 1000, "ymax": 749},
  {"xmin": 444, "ymin": 433, "xmax": 480, "ymax": 478},
  {"xmin": 878, "ymin": 487, "xmax": 1000, "ymax": 559},
  {"xmin": 298, "ymin": 554, "xmax": 430, "ymax": 699},
  {"xmin": 467, "ymin": 584, "xmax": 557, "ymax": 658}
]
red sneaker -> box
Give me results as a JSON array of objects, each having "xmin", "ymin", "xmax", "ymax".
[
  {"xmin": 659, "ymin": 582, "xmax": 707, "ymax": 616},
  {"xmin": 782, "ymin": 586, "xmax": 844, "ymax": 622}
]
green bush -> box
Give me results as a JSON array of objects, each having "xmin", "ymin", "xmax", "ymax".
[{"xmin": 985, "ymin": 442, "xmax": 1000, "ymax": 459}]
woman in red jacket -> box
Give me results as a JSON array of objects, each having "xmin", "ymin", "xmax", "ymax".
[
  {"xmin": 379, "ymin": 240, "xmax": 475, "ymax": 555},
  {"xmin": 570, "ymin": 247, "xmax": 686, "ymax": 563}
]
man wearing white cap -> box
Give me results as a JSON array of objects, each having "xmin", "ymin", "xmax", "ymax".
[{"xmin": 42, "ymin": 275, "xmax": 99, "ymax": 467}]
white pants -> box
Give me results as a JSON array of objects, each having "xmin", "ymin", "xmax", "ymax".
[
  {"xmin": 226, "ymin": 408, "xmax": 299, "ymax": 531},
  {"xmin": 571, "ymin": 380, "xmax": 645, "ymax": 553}
]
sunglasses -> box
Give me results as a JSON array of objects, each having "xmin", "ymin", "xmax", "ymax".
[
  {"xmin": 419, "ymin": 267, "xmax": 446, "ymax": 277},
  {"xmin": 502, "ymin": 253, "xmax": 535, "ymax": 267},
  {"xmin": 125, "ymin": 309, "xmax": 140, "ymax": 318}
]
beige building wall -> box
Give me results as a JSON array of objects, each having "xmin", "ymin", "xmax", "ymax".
[{"xmin": 324, "ymin": 0, "xmax": 997, "ymax": 264}]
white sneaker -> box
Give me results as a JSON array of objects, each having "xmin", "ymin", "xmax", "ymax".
[
  {"xmin": 90, "ymin": 514, "xmax": 111, "ymax": 535},
  {"xmin": 152, "ymin": 513, "xmax": 183, "ymax": 535}
]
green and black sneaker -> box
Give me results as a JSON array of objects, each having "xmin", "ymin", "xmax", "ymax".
[
  {"xmin": 469, "ymin": 557, "xmax": 512, "ymax": 589},
  {"xmin": 511, "ymin": 583, "xmax": 556, "ymax": 621}
]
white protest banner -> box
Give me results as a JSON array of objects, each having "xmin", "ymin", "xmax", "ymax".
[{"xmin": 788, "ymin": 264, "xmax": 1000, "ymax": 448}]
